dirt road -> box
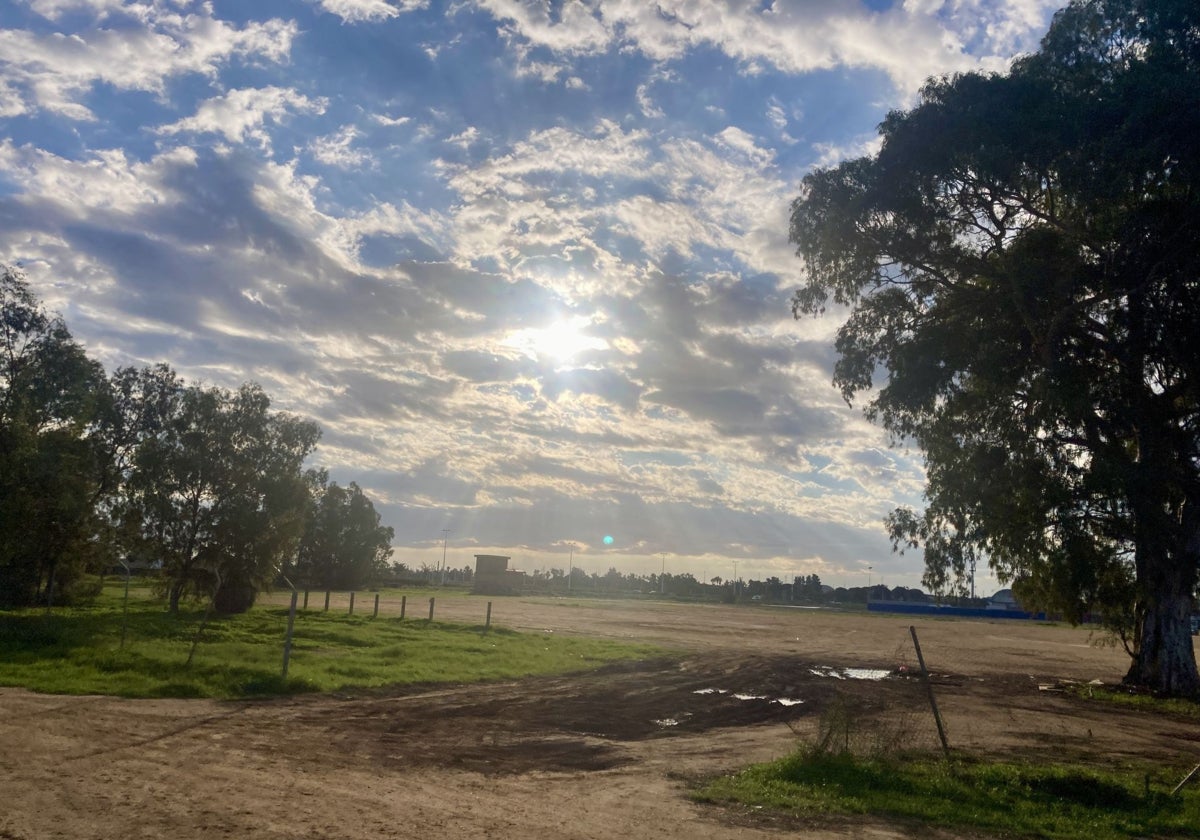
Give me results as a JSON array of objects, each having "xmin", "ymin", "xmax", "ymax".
[{"xmin": 2, "ymin": 597, "xmax": 1195, "ymax": 839}]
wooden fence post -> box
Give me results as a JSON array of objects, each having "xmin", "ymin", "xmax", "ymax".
[
  {"xmin": 910, "ymin": 625, "xmax": 951, "ymax": 758},
  {"xmin": 282, "ymin": 590, "xmax": 299, "ymax": 679},
  {"xmin": 400, "ymin": 595, "xmax": 406, "ymax": 620},
  {"xmin": 302, "ymin": 589, "xmax": 309, "ymax": 610},
  {"xmin": 373, "ymin": 593, "xmax": 380, "ymax": 618},
  {"xmin": 485, "ymin": 601, "xmax": 492, "ymax": 632},
  {"xmin": 324, "ymin": 590, "xmax": 330, "ymax": 611},
  {"xmin": 428, "ymin": 597, "xmax": 435, "ymax": 621},
  {"xmin": 349, "ymin": 592, "xmax": 356, "ymax": 615}
]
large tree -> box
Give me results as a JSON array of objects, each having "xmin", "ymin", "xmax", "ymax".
[
  {"xmin": 0, "ymin": 267, "xmax": 107, "ymax": 606},
  {"xmin": 790, "ymin": 0, "xmax": 1200, "ymax": 694},
  {"xmin": 124, "ymin": 382, "xmax": 319, "ymax": 613},
  {"xmin": 294, "ymin": 474, "xmax": 394, "ymax": 591}
]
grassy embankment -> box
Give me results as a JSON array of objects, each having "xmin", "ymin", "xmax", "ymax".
[
  {"xmin": 697, "ymin": 744, "xmax": 1200, "ymax": 839},
  {"xmin": 0, "ymin": 580, "xmax": 660, "ymax": 698}
]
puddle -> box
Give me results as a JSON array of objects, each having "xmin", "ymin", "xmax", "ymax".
[
  {"xmin": 809, "ymin": 666, "xmax": 891, "ymax": 681},
  {"xmin": 733, "ymin": 693, "xmax": 767, "ymax": 701},
  {"xmin": 653, "ymin": 712, "xmax": 693, "ymax": 728},
  {"xmin": 774, "ymin": 698, "xmax": 805, "ymax": 707},
  {"xmin": 692, "ymin": 688, "xmax": 729, "ymax": 695}
]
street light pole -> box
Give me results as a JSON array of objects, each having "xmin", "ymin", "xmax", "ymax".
[{"xmin": 440, "ymin": 529, "xmax": 449, "ymax": 585}]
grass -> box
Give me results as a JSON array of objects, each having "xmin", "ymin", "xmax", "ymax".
[
  {"xmin": 0, "ymin": 581, "xmax": 661, "ymax": 699},
  {"xmin": 1063, "ymin": 682, "xmax": 1200, "ymax": 719},
  {"xmin": 695, "ymin": 749, "xmax": 1200, "ymax": 839}
]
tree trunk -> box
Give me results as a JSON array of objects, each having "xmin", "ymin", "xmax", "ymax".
[{"xmin": 1126, "ymin": 533, "xmax": 1199, "ymax": 696}]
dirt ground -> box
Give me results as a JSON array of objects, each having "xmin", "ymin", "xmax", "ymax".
[{"xmin": 2, "ymin": 596, "xmax": 1197, "ymax": 839}]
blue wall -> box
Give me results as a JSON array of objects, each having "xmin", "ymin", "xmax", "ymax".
[{"xmin": 867, "ymin": 601, "xmax": 1047, "ymax": 620}]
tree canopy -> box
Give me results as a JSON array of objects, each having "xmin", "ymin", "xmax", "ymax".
[
  {"xmin": 293, "ymin": 474, "xmax": 394, "ymax": 591},
  {"xmin": 0, "ymin": 267, "xmax": 388, "ymax": 615},
  {"xmin": 790, "ymin": 0, "xmax": 1200, "ymax": 694}
]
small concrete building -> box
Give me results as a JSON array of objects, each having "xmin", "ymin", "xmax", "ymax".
[{"xmin": 473, "ymin": 554, "xmax": 526, "ymax": 595}]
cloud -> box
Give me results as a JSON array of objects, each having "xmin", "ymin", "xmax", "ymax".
[
  {"xmin": 158, "ymin": 87, "xmax": 328, "ymax": 148},
  {"xmin": 0, "ymin": 6, "xmax": 297, "ymax": 119},
  {"xmin": 314, "ymin": 0, "xmax": 426, "ymax": 23},
  {"xmin": 3, "ymin": 0, "xmax": 1044, "ymax": 586},
  {"xmin": 307, "ymin": 124, "xmax": 374, "ymax": 169},
  {"xmin": 472, "ymin": 0, "xmax": 1058, "ymax": 96}
]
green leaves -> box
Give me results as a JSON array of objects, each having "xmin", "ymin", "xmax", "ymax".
[{"xmin": 294, "ymin": 477, "xmax": 394, "ymax": 591}]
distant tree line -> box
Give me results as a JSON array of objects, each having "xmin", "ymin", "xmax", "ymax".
[
  {"xmin": 0, "ymin": 267, "xmax": 392, "ymax": 613},
  {"xmin": 511, "ymin": 567, "xmax": 939, "ymax": 606}
]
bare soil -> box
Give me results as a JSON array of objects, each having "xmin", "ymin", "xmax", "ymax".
[{"xmin": 2, "ymin": 597, "xmax": 1197, "ymax": 839}]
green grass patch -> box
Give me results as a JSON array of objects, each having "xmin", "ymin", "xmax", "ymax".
[
  {"xmin": 0, "ymin": 583, "xmax": 660, "ymax": 699},
  {"xmin": 1063, "ymin": 683, "xmax": 1200, "ymax": 719},
  {"xmin": 696, "ymin": 750, "xmax": 1200, "ymax": 839}
]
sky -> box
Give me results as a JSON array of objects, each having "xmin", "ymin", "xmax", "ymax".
[{"xmin": 0, "ymin": 0, "xmax": 1062, "ymax": 590}]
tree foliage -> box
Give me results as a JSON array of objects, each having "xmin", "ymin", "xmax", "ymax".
[
  {"xmin": 293, "ymin": 474, "xmax": 394, "ymax": 591},
  {"xmin": 123, "ymin": 383, "xmax": 320, "ymax": 613},
  {"xmin": 790, "ymin": 0, "xmax": 1200, "ymax": 694},
  {"xmin": 0, "ymin": 268, "xmax": 106, "ymax": 606},
  {"xmin": 0, "ymin": 267, "xmax": 366, "ymax": 616}
]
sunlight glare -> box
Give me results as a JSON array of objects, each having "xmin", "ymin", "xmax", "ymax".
[{"xmin": 505, "ymin": 315, "xmax": 608, "ymax": 363}]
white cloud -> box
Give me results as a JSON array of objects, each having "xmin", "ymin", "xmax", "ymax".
[
  {"xmin": 810, "ymin": 133, "xmax": 884, "ymax": 169},
  {"xmin": 0, "ymin": 7, "xmax": 297, "ymax": 119},
  {"xmin": 445, "ymin": 126, "xmax": 481, "ymax": 150},
  {"xmin": 0, "ymin": 139, "xmax": 197, "ymax": 216},
  {"xmin": 476, "ymin": 0, "xmax": 610, "ymax": 55},
  {"xmin": 636, "ymin": 83, "xmax": 664, "ymax": 119},
  {"xmin": 158, "ymin": 87, "xmax": 328, "ymax": 148},
  {"xmin": 315, "ymin": 0, "xmax": 430, "ymax": 24},
  {"xmin": 307, "ymin": 125, "xmax": 374, "ymax": 169},
  {"xmin": 372, "ymin": 113, "xmax": 412, "ymax": 127},
  {"xmin": 472, "ymin": 0, "xmax": 1058, "ymax": 96}
]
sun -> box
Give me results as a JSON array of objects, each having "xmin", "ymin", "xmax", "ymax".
[{"xmin": 505, "ymin": 315, "xmax": 607, "ymax": 364}]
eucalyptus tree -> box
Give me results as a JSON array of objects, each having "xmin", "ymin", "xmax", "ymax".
[
  {"xmin": 294, "ymin": 475, "xmax": 394, "ymax": 591},
  {"xmin": 0, "ymin": 267, "xmax": 106, "ymax": 606},
  {"xmin": 126, "ymin": 382, "xmax": 320, "ymax": 613},
  {"xmin": 790, "ymin": 0, "xmax": 1200, "ymax": 693}
]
